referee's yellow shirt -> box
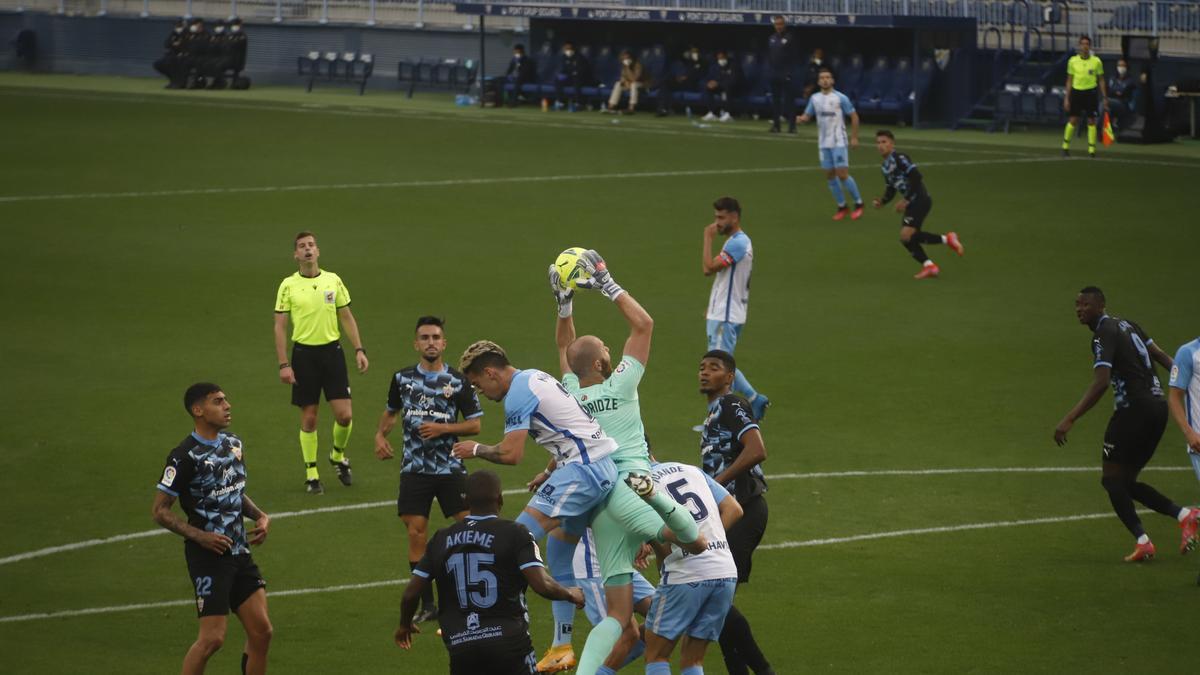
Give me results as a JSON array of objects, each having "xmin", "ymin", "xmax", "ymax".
[
  {"xmin": 1067, "ymin": 54, "xmax": 1103, "ymax": 90},
  {"xmin": 274, "ymin": 270, "xmax": 351, "ymax": 346}
]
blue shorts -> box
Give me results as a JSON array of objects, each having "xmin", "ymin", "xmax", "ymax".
[
  {"xmin": 706, "ymin": 320, "xmax": 743, "ymax": 354},
  {"xmin": 1190, "ymin": 452, "xmax": 1200, "ymax": 484},
  {"xmin": 527, "ymin": 457, "xmax": 618, "ymax": 534},
  {"xmin": 819, "ymin": 146, "xmax": 850, "ymax": 170},
  {"xmin": 578, "ymin": 572, "xmax": 656, "ymax": 626},
  {"xmin": 646, "ymin": 578, "xmax": 737, "ymax": 642}
]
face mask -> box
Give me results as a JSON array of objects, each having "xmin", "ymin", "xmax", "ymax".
[
  {"xmin": 623, "ymin": 59, "xmax": 632, "ymax": 66},
  {"xmin": 1117, "ymin": 66, "xmax": 1127, "ymax": 76},
  {"xmin": 813, "ymin": 58, "xmax": 822, "ymax": 65},
  {"xmin": 513, "ymin": 53, "xmax": 521, "ymax": 59},
  {"xmin": 189, "ymin": 26, "xmax": 199, "ymax": 33},
  {"xmin": 718, "ymin": 59, "xmax": 728, "ymax": 67},
  {"xmin": 214, "ymin": 27, "xmax": 225, "ymax": 34},
  {"xmin": 564, "ymin": 50, "xmax": 574, "ymax": 58},
  {"xmin": 231, "ymin": 25, "xmax": 241, "ymax": 32},
  {"xmin": 690, "ymin": 52, "xmax": 699, "ymax": 61},
  {"xmin": 174, "ymin": 26, "xmax": 184, "ymax": 33}
]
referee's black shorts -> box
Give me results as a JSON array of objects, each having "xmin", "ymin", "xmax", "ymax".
[
  {"xmin": 1069, "ymin": 87, "xmax": 1100, "ymax": 118},
  {"xmin": 291, "ymin": 341, "xmax": 351, "ymax": 407},
  {"xmin": 398, "ymin": 472, "xmax": 468, "ymax": 519},
  {"xmin": 1102, "ymin": 400, "xmax": 1168, "ymax": 471},
  {"xmin": 901, "ymin": 196, "xmax": 933, "ymax": 230},
  {"xmin": 184, "ymin": 543, "xmax": 266, "ymax": 617},
  {"xmin": 449, "ymin": 637, "xmax": 537, "ymax": 675},
  {"xmin": 727, "ymin": 495, "xmax": 768, "ymax": 584}
]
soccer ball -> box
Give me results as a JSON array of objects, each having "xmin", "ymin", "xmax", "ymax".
[{"xmin": 554, "ymin": 247, "xmax": 590, "ymax": 290}]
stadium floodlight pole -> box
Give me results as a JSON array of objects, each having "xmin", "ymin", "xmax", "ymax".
[
  {"xmin": 320, "ymin": 0, "xmax": 329, "ymax": 25},
  {"xmin": 185, "ymin": 0, "xmax": 192, "ymax": 19},
  {"xmin": 367, "ymin": 0, "xmax": 376, "ymax": 26},
  {"xmin": 140, "ymin": 0, "xmax": 148, "ymax": 18},
  {"xmin": 230, "ymin": 0, "xmax": 237, "ymax": 21},
  {"xmin": 98, "ymin": 0, "xmax": 107, "ymax": 16},
  {"xmin": 274, "ymin": 0, "xmax": 282, "ymax": 23}
]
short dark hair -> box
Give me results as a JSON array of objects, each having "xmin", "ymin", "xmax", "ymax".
[
  {"xmin": 415, "ymin": 315, "xmax": 445, "ymax": 333},
  {"xmin": 876, "ymin": 129, "xmax": 895, "ymax": 140},
  {"xmin": 818, "ymin": 66, "xmax": 834, "ymax": 76},
  {"xmin": 772, "ymin": 14, "xmax": 786, "ymax": 22},
  {"xmin": 460, "ymin": 340, "xmax": 510, "ymax": 375},
  {"xmin": 294, "ymin": 231, "xmax": 315, "ymax": 246},
  {"xmin": 712, "ymin": 196, "xmax": 741, "ymax": 215},
  {"xmin": 702, "ymin": 349, "xmax": 737, "ymax": 373},
  {"xmin": 184, "ymin": 382, "xmax": 222, "ymax": 415},
  {"xmin": 513, "ymin": 43, "xmax": 525, "ymax": 52},
  {"xmin": 466, "ymin": 470, "xmax": 503, "ymax": 511},
  {"xmin": 563, "ymin": 41, "xmax": 574, "ymax": 48},
  {"xmin": 1079, "ymin": 285, "xmax": 1106, "ymax": 304},
  {"xmin": 1079, "ymin": 35, "xmax": 1092, "ymax": 44}
]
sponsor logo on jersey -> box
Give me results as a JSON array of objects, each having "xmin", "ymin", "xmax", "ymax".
[
  {"xmin": 324, "ymin": 290, "xmax": 335, "ymax": 304},
  {"xmin": 443, "ymin": 383, "xmax": 455, "ymax": 398},
  {"xmin": 466, "ymin": 612, "xmax": 480, "ymax": 631}
]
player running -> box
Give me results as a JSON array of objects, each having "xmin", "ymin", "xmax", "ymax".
[
  {"xmin": 395, "ymin": 470, "xmax": 585, "ymax": 674},
  {"xmin": 644, "ymin": 460, "xmax": 744, "ymax": 675},
  {"xmin": 451, "ymin": 340, "xmax": 705, "ymax": 675},
  {"xmin": 534, "ymin": 250, "xmax": 703, "ymax": 673},
  {"xmin": 796, "ymin": 67, "xmax": 864, "ymax": 220},
  {"xmin": 152, "ymin": 383, "xmax": 273, "ymax": 675},
  {"xmin": 1053, "ymin": 287, "xmax": 1200, "ymax": 561},
  {"xmin": 871, "ymin": 130, "xmax": 964, "ymax": 280}
]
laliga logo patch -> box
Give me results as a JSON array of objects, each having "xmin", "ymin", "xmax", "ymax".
[
  {"xmin": 1171, "ymin": 365, "xmax": 1179, "ymax": 381},
  {"xmin": 161, "ymin": 466, "xmax": 177, "ymax": 487},
  {"xmin": 615, "ymin": 361, "xmax": 628, "ymax": 374}
]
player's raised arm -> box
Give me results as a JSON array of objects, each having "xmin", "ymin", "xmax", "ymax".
[
  {"xmin": 550, "ymin": 264, "xmax": 577, "ymax": 376},
  {"xmin": 452, "ymin": 429, "xmax": 528, "ymax": 465},
  {"xmin": 701, "ymin": 222, "xmax": 729, "ymax": 276},
  {"xmin": 615, "ymin": 293, "xmax": 653, "ymax": 367}
]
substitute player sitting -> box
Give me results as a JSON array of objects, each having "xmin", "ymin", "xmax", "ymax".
[
  {"xmin": 376, "ymin": 315, "xmax": 484, "ymax": 624},
  {"xmin": 871, "ymin": 130, "xmax": 964, "ymax": 280},
  {"xmin": 796, "ymin": 67, "xmax": 864, "ymax": 221},
  {"xmin": 644, "ymin": 460, "xmax": 744, "ymax": 675}
]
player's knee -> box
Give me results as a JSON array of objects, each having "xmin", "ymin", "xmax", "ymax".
[
  {"xmin": 248, "ymin": 621, "xmax": 273, "ymax": 646},
  {"xmin": 899, "ymin": 234, "xmax": 913, "ymax": 245},
  {"xmin": 334, "ymin": 411, "xmax": 352, "ymax": 426},
  {"xmin": 1100, "ymin": 474, "xmax": 1127, "ymax": 492},
  {"xmin": 196, "ymin": 633, "xmax": 225, "ymax": 656}
]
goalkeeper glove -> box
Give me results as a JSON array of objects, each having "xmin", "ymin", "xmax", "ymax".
[
  {"xmin": 547, "ymin": 264, "xmax": 574, "ymax": 318},
  {"xmin": 576, "ymin": 250, "xmax": 625, "ymax": 301}
]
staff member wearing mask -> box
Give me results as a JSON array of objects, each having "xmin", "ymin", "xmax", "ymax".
[
  {"xmin": 504, "ymin": 43, "xmax": 537, "ymax": 107},
  {"xmin": 656, "ymin": 46, "xmax": 705, "ymax": 117},
  {"xmin": 606, "ymin": 50, "xmax": 644, "ymax": 114}
]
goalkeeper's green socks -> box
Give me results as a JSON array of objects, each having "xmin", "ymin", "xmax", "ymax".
[
  {"xmin": 577, "ymin": 616, "xmax": 623, "ymax": 675},
  {"xmin": 646, "ymin": 491, "xmax": 700, "ymax": 544}
]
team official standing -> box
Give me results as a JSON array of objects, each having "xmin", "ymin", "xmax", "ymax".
[
  {"xmin": 1054, "ymin": 287, "xmax": 1200, "ymax": 561},
  {"xmin": 697, "ymin": 350, "xmax": 775, "ymax": 675},
  {"xmin": 152, "ymin": 383, "xmax": 273, "ymax": 675},
  {"xmin": 766, "ymin": 15, "xmax": 797, "ymax": 133},
  {"xmin": 395, "ymin": 470, "xmax": 584, "ymax": 674},
  {"xmin": 376, "ymin": 316, "xmax": 483, "ymax": 624},
  {"xmin": 1063, "ymin": 35, "xmax": 1108, "ymax": 157},
  {"xmin": 702, "ymin": 197, "xmax": 769, "ymax": 419},
  {"xmin": 872, "ymin": 130, "xmax": 964, "ymax": 279},
  {"xmin": 274, "ymin": 231, "xmax": 369, "ymax": 494}
]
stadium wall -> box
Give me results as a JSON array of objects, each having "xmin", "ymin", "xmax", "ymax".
[{"xmin": 0, "ymin": 11, "xmax": 520, "ymax": 85}]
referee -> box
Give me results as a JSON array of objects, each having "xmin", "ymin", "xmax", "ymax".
[
  {"xmin": 1054, "ymin": 287, "xmax": 1199, "ymax": 561},
  {"xmin": 698, "ymin": 349, "xmax": 776, "ymax": 675},
  {"xmin": 1063, "ymin": 35, "xmax": 1108, "ymax": 158},
  {"xmin": 274, "ymin": 231, "xmax": 369, "ymax": 495},
  {"xmin": 375, "ymin": 316, "xmax": 483, "ymax": 623}
]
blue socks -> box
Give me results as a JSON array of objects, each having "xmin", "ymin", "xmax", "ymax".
[
  {"xmin": 597, "ymin": 668, "xmax": 617, "ymax": 675},
  {"xmin": 646, "ymin": 662, "xmax": 672, "ymax": 675},
  {"xmin": 843, "ymin": 175, "xmax": 862, "ymax": 205},
  {"xmin": 733, "ymin": 368, "xmax": 758, "ymax": 401},
  {"xmin": 682, "ymin": 667, "xmax": 704, "ymax": 675},
  {"xmin": 826, "ymin": 177, "xmax": 846, "ymax": 206},
  {"xmin": 546, "ymin": 535, "xmax": 578, "ymax": 647},
  {"xmin": 516, "ymin": 511, "xmax": 547, "ymax": 540},
  {"xmin": 621, "ymin": 639, "xmax": 645, "ymax": 668}
]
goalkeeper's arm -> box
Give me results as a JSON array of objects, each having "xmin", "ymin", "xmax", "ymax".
[
  {"xmin": 616, "ymin": 292, "xmax": 653, "ymax": 367},
  {"xmin": 556, "ymin": 313, "xmax": 576, "ymax": 376}
]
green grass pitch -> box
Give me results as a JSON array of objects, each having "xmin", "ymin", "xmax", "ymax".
[{"xmin": 1, "ymin": 73, "xmax": 1199, "ymax": 673}]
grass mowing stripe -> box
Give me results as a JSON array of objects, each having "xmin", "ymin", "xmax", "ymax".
[
  {"xmin": 0, "ymin": 156, "xmax": 1059, "ymax": 204},
  {"xmin": 0, "ymin": 508, "xmax": 1145, "ymax": 624},
  {"xmin": 2, "ymin": 465, "xmax": 1187, "ymax": 567}
]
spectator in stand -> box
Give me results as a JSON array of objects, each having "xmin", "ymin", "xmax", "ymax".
[
  {"xmin": 606, "ymin": 50, "xmax": 644, "ymax": 114},
  {"xmin": 554, "ymin": 42, "xmax": 591, "ymax": 111},
  {"xmin": 801, "ymin": 48, "xmax": 827, "ymax": 98},
  {"xmin": 154, "ymin": 19, "xmax": 188, "ymax": 89},
  {"xmin": 701, "ymin": 50, "xmax": 740, "ymax": 123},
  {"xmin": 656, "ymin": 46, "xmax": 706, "ymax": 117},
  {"xmin": 1108, "ymin": 58, "xmax": 1138, "ymax": 128},
  {"xmin": 767, "ymin": 15, "xmax": 798, "ymax": 133},
  {"xmin": 504, "ymin": 44, "xmax": 537, "ymax": 107}
]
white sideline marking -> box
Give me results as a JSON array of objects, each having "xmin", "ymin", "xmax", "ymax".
[
  {"xmin": 0, "ymin": 156, "xmax": 1057, "ymax": 204},
  {"xmin": 0, "ymin": 508, "xmax": 1148, "ymax": 624},
  {"xmin": 0, "ymin": 465, "xmax": 1188, "ymax": 569}
]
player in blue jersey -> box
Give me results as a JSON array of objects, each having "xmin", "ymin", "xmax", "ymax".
[
  {"xmin": 796, "ymin": 67, "xmax": 864, "ymax": 220},
  {"xmin": 1168, "ymin": 338, "xmax": 1200, "ymax": 490},
  {"xmin": 375, "ymin": 315, "xmax": 484, "ymax": 624},
  {"xmin": 152, "ymin": 383, "xmax": 273, "ymax": 675},
  {"xmin": 702, "ymin": 196, "xmax": 769, "ymax": 420}
]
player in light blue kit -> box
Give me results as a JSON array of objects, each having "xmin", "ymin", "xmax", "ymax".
[
  {"xmin": 797, "ymin": 67, "xmax": 863, "ymax": 221},
  {"xmin": 1168, "ymin": 337, "xmax": 1200, "ymax": 491},
  {"xmin": 702, "ymin": 196, "xmax": 769, "ymax": 420}
]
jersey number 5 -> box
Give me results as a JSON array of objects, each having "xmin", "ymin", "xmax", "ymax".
[
  {"xmin": 446, "ymin": 552, "xmax": 498, "ymax": 609},
  {"xmin": 666, "ymin": 479, "xmax": 710, "ymax": 522}
]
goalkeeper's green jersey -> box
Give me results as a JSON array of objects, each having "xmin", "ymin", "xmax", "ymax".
[{"xmin": 563, "ymin": 355, "xmax": 650, "ymax": 473}]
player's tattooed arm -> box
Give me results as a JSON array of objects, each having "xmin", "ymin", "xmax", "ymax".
[
  {"xmin": 152, "ymin": 491, "xmax": 232, "ymax": 554},
  {"xmin": 243, "ymin": 495, "xmax": 271, "ymax": 546},
  {"xmin": 452, "ymin": 430, "xmax": 527, "ymax": 465}
]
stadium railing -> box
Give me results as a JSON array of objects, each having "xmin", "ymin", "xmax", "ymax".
[{"xmin": 3, "ymin": 0, "xmax": 1197, "ymax": 57}]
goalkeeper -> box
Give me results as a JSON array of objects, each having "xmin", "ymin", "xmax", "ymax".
[{"xmin": 530, "ymin": 250, "xmax": 704, "ymax": 675}]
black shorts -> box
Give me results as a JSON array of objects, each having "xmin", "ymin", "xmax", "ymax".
[
  {"xmin": 1102, "ymin": 401, "xmax": 1168, "ymax": 470},
  {"xmin": 1069, "ymin": 88, "xmax": 1100, "ymax": 118},
  {"xmin": 902, "ymin": 196, "xmax": 933, "ymax": 230},
  {"xmin": 727, "ymin": 495, "xmax": 768, "ymax": 584},
  {"xmin": 449, "ymin": 638, "xmax": 537, "ymax": 675},
  {"xmin": 398, "ymin": 472, "xmax": 467, "ymax": 519},
  {"xmin": 291, "ymin": 341, "xmax": 351, "ymax": 407},
  {"xmin": 185, "ymin": 544, "xmax": 266, "ymax": 617}
]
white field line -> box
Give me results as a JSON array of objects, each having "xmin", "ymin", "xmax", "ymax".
[
  {"xmin": 0, "ymin": 508, "xmax": 1149, "ymax": 624},
  {"xmin": 0, "ymin": 156, "xmax": 1059, "ymax": 204},
  {"xmin": 0, "ymin": 465, "xmax": 1188, "ymax": 569}
]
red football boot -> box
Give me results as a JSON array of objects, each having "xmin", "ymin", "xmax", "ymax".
[
  {"xmin": 1124, "ymin": 540, "xmax": 1156, "ymax": 562},
  {"xmin": 1179, "ymin": 508, "xmax": 1200, "ymax": 554},
  {"xmin": 850, "ymin": 204, "xmax": 864, "ymax": 220},
  {"xmin": 832, "ymin": 207, "xmax": 849, "ymax": 221},
  {"xmin": 913, "ymin": 263, "xmax": 940, "ymax": 280},
  {"xmin": 946, "ymin": 231, "xmax": 964, "ymax": 256}
]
